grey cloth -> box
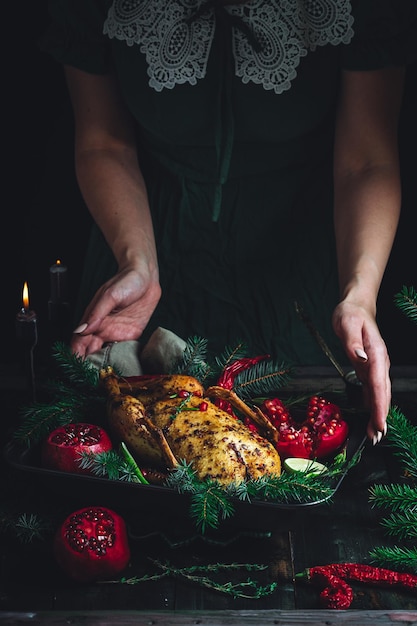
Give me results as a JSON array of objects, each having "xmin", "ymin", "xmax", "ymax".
[{"xmin": 85, "ymin": 327, "xmax": 187, "ymax": 376}]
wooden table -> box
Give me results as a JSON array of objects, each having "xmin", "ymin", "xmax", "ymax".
[{"xmin": 1, "ymin": 365, "xmax": 416, "ymax": 624}]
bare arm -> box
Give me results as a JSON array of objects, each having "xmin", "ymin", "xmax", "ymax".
[
  {"xmin": 65, "ymin": 66, "xmax": 161, "ymax": 356},
  {"xmin": 332, "ymin": 66, "xmax": 405, "ymax": 440}
]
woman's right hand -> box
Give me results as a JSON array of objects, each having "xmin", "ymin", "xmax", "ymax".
[{"xmin": 70, "ymin": 266, "xmax": 161, "ymax": 357}]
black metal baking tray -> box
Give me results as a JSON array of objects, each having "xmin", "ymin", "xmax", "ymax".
[{"xmin": 3, "ymin": 407, "xmax": 368, "ymax": 533}]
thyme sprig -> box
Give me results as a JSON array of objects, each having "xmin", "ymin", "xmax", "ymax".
[{"xmin": 105, "ymin": 559, "xmax": 277, "ymax": 599}]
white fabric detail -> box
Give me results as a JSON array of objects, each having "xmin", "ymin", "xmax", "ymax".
[{"xmin": 104, "ymin": 0, "xmax": 354, "ymax": 93}]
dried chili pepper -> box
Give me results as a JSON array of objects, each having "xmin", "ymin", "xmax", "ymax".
[
  {"xmin": 216, "ymin": 355, "xmax": 268, "ymax": 414},
  {"xmin": 298, "ymin": 563, "xmax": 417, "ymax": 589},
  {"xmin": 217, "ymin": 355, "xmax": 269, "ymax": 390},
  {"xmin": 296, "ymin": 563, "xmax": 417, "ymax": 609},
  {"xmin": 297, "ymin": 566, "xmax": 353, "ymax": 609}
]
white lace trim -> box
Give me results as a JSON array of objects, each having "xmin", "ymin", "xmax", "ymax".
[{"xmin": 104, "ymin": 0, "xmax": 354, "ymax": 93}]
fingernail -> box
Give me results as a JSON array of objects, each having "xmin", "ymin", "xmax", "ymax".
[
  {"xmin": 383, "ymin": 422, "xmax": 387, "ymax": 436},
  {"xmin": 73, "ymin": 322, "xmax": 88, "ymax": 334},
  {"xmin": 355, "ymin": 348, "xmax": 368, "ymax": 361},
  {"xmin": 372, "ymin": 431, "xmax": 383, "ymax": 446}
]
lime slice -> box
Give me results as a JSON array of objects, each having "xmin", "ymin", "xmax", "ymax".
[{"xmin": 283, "ymin": 457, "xmax": 327, "ymax": 475}]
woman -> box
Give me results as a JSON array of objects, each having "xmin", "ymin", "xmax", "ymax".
[{"xmin": 42, "ymin": 0, "xmax": 417, "ymax": 442}]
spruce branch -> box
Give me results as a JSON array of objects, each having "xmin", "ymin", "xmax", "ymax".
[
  {"xmin": 51, "ymin": 341, "xmax": 100, "ymax": 388},
  {"xmin": 231, "ymin": 360, "xmax": 294, "ymax": 399},
  {"xmin": 0, "ymin": 509, "xmax": 51, "ymax": 543},
  {"xmin": 165, "ymin": 453, "xmax": 360, "ymax": 532},
  {"xmin": 386, "ymin": 406, "xmax": 417, "ymax": 479},
  {"xmin": 394, "ymin": 285, "xmax": 417, "ymax": 326},
  {"xmin": 369, "ymin": 483, "xmax": 417, "ymax": 513},
  {"xmin": 380, "ymin": 511, "xmax": 417, "ymax": 540},
  {"xmin": 14, "ymin": 392, "xmax": 106, "ymax": 446},
  {"xmin": 173, "ymin": 336, "xmax": 212, "ymax": 382},
  {"xmin": 214, "ymin": 342, "xmax": 251, "ymax": 375},
  {"xmin": 370, "ymin": 545, "xmax": 417, "ymax": 573},
  {"xmin": 78, "ymin": 448, "xmax": 147, "ymax": 483}
]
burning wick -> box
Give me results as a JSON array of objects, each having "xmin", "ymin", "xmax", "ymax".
[{"xmin": 16, "ymin": 281, "xmax": 38, "ymax": 346}]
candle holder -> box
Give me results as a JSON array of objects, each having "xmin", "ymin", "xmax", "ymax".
[
  {"xmin": 15, "ymin": 306, "xmax": 38, "ymax": 402},
  {"xmin": 48, "ymin": 260, "xmax": 70, "ymax": 341}
]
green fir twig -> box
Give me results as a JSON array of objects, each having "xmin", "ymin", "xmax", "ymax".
[
  {"xmin": 386, "ymin": 406, "xmax": 417, "ymax": 480},
  {"xmin": 173, "ymin": 336, "xmax": 212, "ymax": 382},
  {"xmin": 379, "ymin": 511, "xmax": 417, "ymax": 540},
  {"xmin": 369, "ymin": 483, "xmax": 417, "ymax": 514},
  {"xmin": 78, "ymin": 448, "xmax": 147, "ymax": 483},
  {"xmin": 165, "ymin": 450, "xmax": 361, "ymax": 532},
  {"xmin": 370, "ymin": 545, "xmax": 417, "ymax": 573},
  {"xmin": 394, "ymin": 285, "xmax": 417, "ymax": 326},
  {"xmin": 232, "ymin": 360, "xmax": 294, "ymax": 399}
]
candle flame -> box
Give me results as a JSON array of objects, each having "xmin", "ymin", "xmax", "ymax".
[{"xmin": 22, "ymin": 281, "xmax": 30, "ymax": 310}]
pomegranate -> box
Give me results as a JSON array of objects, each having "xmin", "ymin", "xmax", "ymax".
[
  {"xmin": 247, "ymin": 395, "xmax": 348, "ymax": 460},
  {"xmin": 54, "ymin": 506, "xmax": 131, "ymax": 582},
  {"xmin": 41, "ymin": 422, "xmax": 113, "ymax": 474}
]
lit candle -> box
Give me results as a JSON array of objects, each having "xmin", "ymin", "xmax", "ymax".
[
  {"xmin": 49, "ymin": 259, "xmax": 68, "ymax": 304},
  {"xmin": 16, "ymin": 281, "xmax": 38, "ymax": 347}
]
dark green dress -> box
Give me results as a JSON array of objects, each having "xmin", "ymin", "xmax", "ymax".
[{"xmin": 42, "ymin": 0, "xmax": 417, "ymax": 364}]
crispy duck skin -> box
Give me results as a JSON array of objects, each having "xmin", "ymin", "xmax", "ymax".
[{"xmin": 100, "ymin": 368, "xmax": 281, "ymax": 485}]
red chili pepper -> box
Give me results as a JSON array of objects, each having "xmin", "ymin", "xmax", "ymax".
[
  {"xmin": 300, "ymin": 563, "xmax": 417, "ymax": 589},
  {"xmin": 217, "ymin": 355, "xmax": 269, "ymax": 389},
  {"xmin": 296, "ymin": 563, "xmax": 417, "ymax": 609},
  {"xmin": 216, "ymin": 355, "xmax": 269, "ymax": 414},
  {"xmin": 297, "ymin": 566, "xmax": 353, "ymax": 609}
]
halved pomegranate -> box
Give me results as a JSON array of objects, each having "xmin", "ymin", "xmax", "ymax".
[
  {"xmin": 54, "ymin": 506, "xmax": 131, "ymax": 582},
  {"xmin": 249, "ymin": 395, "xmax": 348, "ymax": 460},
  {"xmin": 41, "ymin": 422, "xmax": 113, "ymax": 474}
]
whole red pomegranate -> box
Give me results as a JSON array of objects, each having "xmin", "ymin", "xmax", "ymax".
[
  {"xmin": 54, "ymin": 506, "xmax": 131, "ymax": 582},
  {"xmin": 41, "ymin": 422, "xmax": 113, "ymax": 474},
  {"xmin": 250, "ymin": 395, "xmax": 348, "ymax": 460}
]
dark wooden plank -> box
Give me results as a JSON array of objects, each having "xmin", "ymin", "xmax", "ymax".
[{"xmin": 1, "ymin": 609, "xmax": 417, "ymax": 625}]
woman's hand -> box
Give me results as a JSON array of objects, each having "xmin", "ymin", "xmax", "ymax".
[
  {"xmin": 70, "ymin": 266, "xmax": 161, "ymax": 357},
  {"xmin": 332, "ymin": 300, "xmax": 390, "ymax": 443}
]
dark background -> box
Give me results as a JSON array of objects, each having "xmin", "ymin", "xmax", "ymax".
[{"xmin": 4, "ymin": 2, "xmax": 417, "ymax": 373}]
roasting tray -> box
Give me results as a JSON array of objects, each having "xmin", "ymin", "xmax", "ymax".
[{"xmin": 3, "ymin": 406, "xmax": 368, "ymax": 533}]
